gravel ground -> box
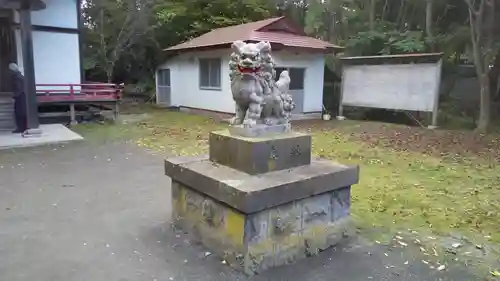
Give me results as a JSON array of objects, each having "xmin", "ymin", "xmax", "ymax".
[{"xmin": 0, "ymin": 141, "xmax": 481, "ymax": 281}]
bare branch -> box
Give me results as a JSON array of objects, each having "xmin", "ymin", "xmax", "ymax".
[{"xmin": 89, "ymin": 0, "xmax": 155, "ymax": 81}]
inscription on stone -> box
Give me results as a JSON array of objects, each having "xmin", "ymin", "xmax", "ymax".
[
  {"xmin": 185, "ymin": 189, "xmax": 203, "ymax": 214},
  {"xmin": 304, "ymin": 209, "xmax": 327, "ymax": 223},
  {"xmin": 270, "ymin": 203, "xmax": 301, "ymax": 237},
  {"xmin": 331, "ymin": 187, "xmax": 351, "ymax": 221},
  {"xmin": 291, "ymin": 144, "xmax": 301, "ymax": 157},
  {"xmin": 302, "ymin": 193, "xmax": 332, "ymax": 227},
  {"xmin": 267, "ymin": 145, "xmax": 279, "ymax": 171},
  {"xmin": 269, "ymin": 146, "xmax": 278, "ymax": 160},
  {"xmin": 202, "ymin": 200, "xmax": 214, "ymax": 226},
  {"xmin": 245, "ymin": 212, "xmax": 269, "ymax": 244},
  {"xmin": 202, "ymin": 200, "xmax": 224, "ymax": 228}
]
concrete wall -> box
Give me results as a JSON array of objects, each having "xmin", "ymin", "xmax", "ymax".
[
  {"xmin": 157, "ymin": 48, "xmax": 325, "ymax": 114},
  {"xmin": 341, "ymin": 62, "xmax": 442, "ymax": 112},
  {"xmin": 13, "ymin": 0, "xmax": 81, "ymax": 86}
]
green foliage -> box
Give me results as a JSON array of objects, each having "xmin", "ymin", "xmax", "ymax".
[
  {"xmin": 154, "ymin": 0, "xmax": 272, "ymax": 46},
  {"xmin": 304, "ymin": 0, "xmax": 325, "ymax": 36},
  {"xmin": 81, "ymin": 0, "xmax": 498, "ymax": 99},
  {"xmin": 83, "ymin": 0, "xmax": 273, "ymax": 83},
  {"xmin": 82, "ymin": 0, "xmax": 157, "ymax": 82},
  {"xmin": 433, "ymin": 24, "xmax": 471, "ymax": 58},
  {"xmin": 347, "ymin": 28, "xmax": 427, "ymax": 56}
]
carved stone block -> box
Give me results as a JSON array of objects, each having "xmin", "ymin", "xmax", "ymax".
[
  {"xmin": 228, "ymin": 123, "xmax": 290, "ymax": 138},
  {"xmin": 170, "ymin": 180, "xmax": 354, "ymax": 275},
  {"xmin": 209, "ymin": 129, "xmax": 311, "ymax": 175}
]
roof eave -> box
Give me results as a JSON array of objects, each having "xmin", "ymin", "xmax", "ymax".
[
  {"xmin": 163, "ymin": 41, "xmax": 345, "ymax": 56},
  {"xmin": 255, "ymin": 16, "xmax": 307, "ymax": 36},
  {"xmin": 340, "ymin": 52, "xmax": 444, "ymax": 65},
  {"xmin": 163, "ymin": 43, "xmax": 232, "ymax": 54},
  {"xmin": 0, "ymin": 0, "xmax": 46, "ymax": 10}
]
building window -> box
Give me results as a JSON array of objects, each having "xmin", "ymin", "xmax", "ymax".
[
  {"xmin": 289, "ymin": 68, "xmax": 305, "ymax": 90},
  {"xmin": 274, "ymin": 67, "xmax": 305, "ymax": 90},
  {"xmin": 157, "ymin": 68, "xmax": 171, "ymax": 104},
  {"xmin": 199, "ymin": 58, "xmax": 221, "ymax": 89},
  {"xmin": 157, "ymin": 69, "xmax": 170, "ymax": 87}
]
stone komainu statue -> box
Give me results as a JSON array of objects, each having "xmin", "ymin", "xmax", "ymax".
[{"xmin": 229, "ymin": 40, "xmax": 295, "ymax": 127}]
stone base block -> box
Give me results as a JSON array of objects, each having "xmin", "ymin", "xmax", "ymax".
[
  {"xmin": 209, "ymin": 129, "xmax": 312, "ymax": 175},
  {"xmin": 172, "ymin": 180, "xmax": 353, "ymax": 275},
  {"xmin": 166, "ymin": 154, "xmax": 359, "ymax": 275},
  {"xmin": 165, "ymin": 155, "xmax": 358, "ymax": 214},
  {"xmin": 228, "ymin": 123, "xmax": 290, "ymax": 138}
]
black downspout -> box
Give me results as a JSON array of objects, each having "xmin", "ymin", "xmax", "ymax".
[{"xmin": 19, "ymin": 0, "xmax": 39, "ymax": 129}]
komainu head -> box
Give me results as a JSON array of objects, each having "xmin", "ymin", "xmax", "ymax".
[{"xmin": 231, "ymin": 40, "xmax": 271, "ymax": 74}]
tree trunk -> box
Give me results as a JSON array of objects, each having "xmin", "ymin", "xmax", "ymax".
[
  {"xmin": 476, "ymin": 73, "xmax": 491, "ymax": 132},
  {"xmin": 106, "ymin": 68, "xmax": 113, "ymax": 83},
  {"xmin": 397, "ymin": 0, "xmax": 407, "ymax": 30},
  {"xmin": 489, "ymin": 51, "xmax": 500, "ymax": 101},
  {"xmin": 337, "ymin": 8, "xmax": 348, "ymax": 43},
  {"xmin": 425, "ymin": 0, "xmax": 434, "ymax": 51},
  {"xmin": 381, "ymin": 0, "xmax": 388, "ymax": 21},
  {"xmin": 369, "ymin": 0, "xmax": 376, "ymax": 30}
]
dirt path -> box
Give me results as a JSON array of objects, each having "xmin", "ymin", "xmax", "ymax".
[{"xmin": 0, "ymin": 141, "xmax": 483, "ymax": 281}]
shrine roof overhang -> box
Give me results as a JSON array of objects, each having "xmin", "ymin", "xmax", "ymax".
[{"xmin": 0, "ymin": 0, "xmax": 46, "ymax": 11}]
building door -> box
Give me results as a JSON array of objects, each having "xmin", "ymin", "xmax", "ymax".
[
  {"xmin": 275, "ymin": 67, "xmax": 305, "ymax": 114},
  {"xmin": 157, "ymin": 69, "xmax": 171, "ymax": 106}
]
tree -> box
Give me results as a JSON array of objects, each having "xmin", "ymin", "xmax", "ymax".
[
  {"xmin": 79, "ymin": 0, "xmax": 499, "ymax": 132},
  {"xmin": 369, "ymin": 0, "xmax": 376, "ymax": 31},
  {"xmin": 464, "ymin": 0, "xmax": 497, "ymax": 132},
  {"xmin": 155, "ymin": 0, "xmax": 273, "ymax": 43},
  {"xmin": 83, "ymin": 0, "xmax": 156, "ymax": 82},
  {"xmin": 425, "ymin": 0, "xmax": 435, "ymax": 51}
]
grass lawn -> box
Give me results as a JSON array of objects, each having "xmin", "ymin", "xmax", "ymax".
[{"xmin": 75, "ymin": 104, "xmax": 500, "ymax": 253}]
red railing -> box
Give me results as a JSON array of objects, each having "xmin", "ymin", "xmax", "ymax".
[{"xmin": 36, "ymin": 83, "xmax": 122, "ymax": 103}]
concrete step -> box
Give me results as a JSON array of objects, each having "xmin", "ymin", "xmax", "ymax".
[
  {"xmin": 0, "ymin": 111, "xmax": 14, "ymax": 117},
  {"xmin": 0, "ymin": 99, "xmax": 13, "ymax": 105},
  {"xmin": 0, "ymin": 94, "xmax": 18, "ymax": 131},
  {"xmin": 0, "ymin": 94, "xmax": 21, "ymax": 131},
  {"xmin": 0, "ymin": 118, "xmax": 14, "ymax": 124},
  {"xmin": 0, "ymin": 108, "xmax": 15, "ymax": 132},
  {"xmin": 0, "ymin": 120, "xmax": 14, "ymax": 131},
  {"xmin": 0, "ymin": 104, "xmax": 14, "ymax": 111}
]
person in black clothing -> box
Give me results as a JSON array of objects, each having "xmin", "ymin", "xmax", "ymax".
[{"xmin": 9, "ymin": 63, "xmax": 27, "ymax": 133}]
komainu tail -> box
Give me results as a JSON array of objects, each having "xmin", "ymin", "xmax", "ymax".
[{"xmin": 275, "ymin": 70, "xmax": 290, "ymax": 94}]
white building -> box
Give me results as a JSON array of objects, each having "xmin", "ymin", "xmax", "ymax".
[
  {"xmin": 156, "ymin": 17, "xmax": 340, "ymax": 115},
  {"xmin": 0, "ymin": 0, "xmax": 82, "ymax": 132},
  {"xmin": 3, "ymin": 0, "xmax": 82, "ymax": 88}
]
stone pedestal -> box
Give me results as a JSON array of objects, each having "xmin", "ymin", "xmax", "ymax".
[
  {"xmin": 165, "ymin": 129, "xmax": 359, "ymax": 275},
  {"xmin": 209, "ymin": 130, "xmax": 311, "ymax": 175}
]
